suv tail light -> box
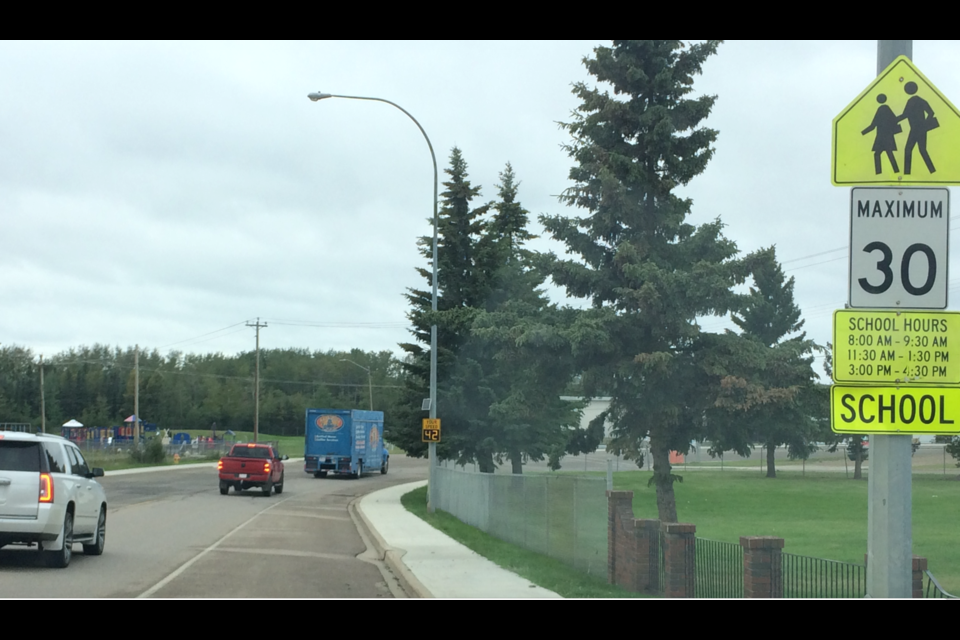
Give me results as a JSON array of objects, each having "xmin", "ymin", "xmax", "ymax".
[{"xmin": 39, "ymin": 473, "xmax": 54, "ymax": 503}]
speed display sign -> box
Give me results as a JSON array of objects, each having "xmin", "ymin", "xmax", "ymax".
[{"xmin": 849, "ymin": 188, "xmax": 949, "ymax": 309}]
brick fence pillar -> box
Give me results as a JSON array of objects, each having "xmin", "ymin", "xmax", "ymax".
[
  {"xmin": 607, "ymin": 491, "xmax": 635, "ymax": 587},
  {"xmin": 636, "ymin": 519, "xmax": 660, "ymax": 594},
  {"xmin": 913, "ymin": 556, "xmax": 927, "ymax": 598},
  {"xmin": 606, "ymin": 492, "xmax": 661, "ymax": 593},
  {"xmin": 740, "ymin": 536, "xmax": 784, "ymax": 598},
  {"xmin": 661, "ymin": 523, "xmax": 696, "ymax": 598}
]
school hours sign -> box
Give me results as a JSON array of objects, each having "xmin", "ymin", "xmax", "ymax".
[{"xmin": 849, "ymin": 187, "xmax": 949, "ymax": 309}]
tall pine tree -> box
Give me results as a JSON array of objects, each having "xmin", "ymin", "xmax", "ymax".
[
  {"xmin": 706, "ymin": 247, "xmax": 821, "ymax": 478},
  {"xmin": 540, "ymin": 40, "xmax": 747, "ymax": 521},
  {"xmin": 466, "ymin": 164, "xmax": 587, "ymax": 473},
  {"xmin": 392, "ymin": 156, "xmax": 586, "ymax": 472},
  {"xmin": 391, "ymin": 147, "xmax": 489, "ymax": 459}
]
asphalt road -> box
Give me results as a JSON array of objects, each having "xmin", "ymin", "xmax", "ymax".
[{"xmin": 0, "ymin": 456, "xmax": 429, "ymax": 598}]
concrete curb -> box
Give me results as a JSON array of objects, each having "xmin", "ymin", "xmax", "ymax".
[{"xmin": 354, "ymin": 481, "xmax": 433, "ymax": 598}]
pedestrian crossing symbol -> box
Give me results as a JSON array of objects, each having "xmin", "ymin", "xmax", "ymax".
[{"xmin": 832, "ymin": 56, "xmax": 960, "ymax": 186}]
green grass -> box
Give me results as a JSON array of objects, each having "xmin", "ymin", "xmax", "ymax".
[
  {"xmin": 614, "ymin": 468, "xmax": 960, "ymax": 595},
  {"xmin": 400, "ymin": 485, "xmax": 654, "ymax": 598},
  {"xmin": 177, "ymin": 430, "xmax": 305, "ymax": 459},
  {"xmin": 79, "ymin": 430, "xmax": 306, "ymax": 472}
]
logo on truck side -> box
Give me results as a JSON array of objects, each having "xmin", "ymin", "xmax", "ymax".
[{"xmin": 316, "ymin": 415, "xmax": 344, "ymax": 432}]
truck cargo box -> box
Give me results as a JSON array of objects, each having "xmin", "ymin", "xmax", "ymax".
[{"xmin": 304, "ymin": 409, "xmax": 388, "ymax": 478}]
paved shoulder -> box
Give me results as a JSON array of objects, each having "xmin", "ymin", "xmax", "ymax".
[{"xmin": 357, "ymin": 480, "xmax": 561, "ymax": 598}]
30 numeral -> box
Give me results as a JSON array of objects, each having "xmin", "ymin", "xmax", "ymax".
[{"xmin": 858, "ymin": 241, "xmax": 936, "ymax": 296}]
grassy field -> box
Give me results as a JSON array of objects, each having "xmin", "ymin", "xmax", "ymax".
[
  {"xmin": 613, "ymin": 468, "xmax": 960, "ymax": 595},
  {"xmin": 79, "ymin": 430, "xmax": 307, "ymax": 471},
  {"xmin": 664, "ymin": 444, "xmax": 957, "ymax": 476},
  {"xmin": 401, "ymin": 485, "xmax": 652, "ymax": 598},
  {"xmin": 177, "ymin": 430, "xmax": 306, "ymax": 458}
]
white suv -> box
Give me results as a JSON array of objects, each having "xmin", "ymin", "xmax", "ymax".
[{"xmin": 0, "ymin": 431, "xmax": 108, "ymax": 568}]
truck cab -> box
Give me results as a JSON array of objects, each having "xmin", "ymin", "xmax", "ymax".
[{"xmin": 218, "ymin": 443, "xmax": 287, "ymax": 496}]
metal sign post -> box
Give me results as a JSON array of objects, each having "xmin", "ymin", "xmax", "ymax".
[{"xmin": 864, "ymin": 42, "xmax": 915, "ymax": 600}]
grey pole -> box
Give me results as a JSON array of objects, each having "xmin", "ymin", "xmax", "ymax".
[
  {"xmin": 39, "ymin": 355, "xmax": 45, "ymax": 434},
  {"xmin": 134, "ymin": 345, "xmax": 139, "ymax": 446},
  {"xmin": 866, "ymin": 40, "xmax": 914, "ymax": 599},
  {"xmin": 340, "ymin": 358, "xmax": 374, "ymax": 411},
  {"xmin": 308, "ymin": 92, "xmax": 440, "ymax": 512},
  {"xmin": 246, "ymin": 318, "xmax": 267, "ymax": 443}
]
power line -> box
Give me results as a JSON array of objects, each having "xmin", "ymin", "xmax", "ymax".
[
  {"xmin": 785, "ymin": 255, "xmax": 848, "ymax": 272},
  {"xmin": 170, "ymin": 326, "xmax": 251, "ymax": 348},
  {"xmin": 156, "ymin": 321, "xmax": 250, "ymax": 349},
  {"xmin": 267, "ymin": 320, "xmax": 407, "ymax": 329},
  {"xmin": 781, "ymin": 246, "xmax": 846, "ymax": 265}
]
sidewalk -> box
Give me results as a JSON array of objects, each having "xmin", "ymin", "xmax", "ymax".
[{"xmin": 356, "ymin": 481, "xmax": 561, "ymax": 599}]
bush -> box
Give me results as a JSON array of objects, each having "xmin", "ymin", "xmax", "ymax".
[
  {"xmin": 130, "ymin": 437, "xmax": 166, "ymax": 464},
  {"xmin": 945, "ymin": 437, "xmax": 960, "ymax": 468}
]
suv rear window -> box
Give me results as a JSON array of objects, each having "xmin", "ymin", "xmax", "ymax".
[{"xmin": 0, "ymin": 441, "xmax": 42, "ymax": 472}]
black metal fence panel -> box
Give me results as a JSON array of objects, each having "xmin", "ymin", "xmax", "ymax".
[
  {"xmin": 924, "ymin": 570, "xmax": 958, "ymax": 599},
  {"xmin": 783, "ymin": 553, "xmax": 865, "ymax": 598},
  {"xmin": 695, "ymin": 538, "xmax": 743, "ymax": 598}
]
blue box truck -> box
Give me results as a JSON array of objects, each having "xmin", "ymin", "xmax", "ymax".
[{"xmin": 304, "ymin": 409, "xmax": 389, "ymax": 478}]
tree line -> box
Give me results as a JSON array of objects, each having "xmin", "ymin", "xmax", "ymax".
[{"xmin": 0, "ymin": 344, "xmax": 403, "ymax": 437}]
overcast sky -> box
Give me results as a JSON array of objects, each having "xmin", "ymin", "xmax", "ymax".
[{"xmin": 3, "ymin": 40, "xmax": 959, "ymax": 376}]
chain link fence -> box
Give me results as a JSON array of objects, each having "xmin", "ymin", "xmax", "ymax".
[{"xmin": 434, "ymin": 465, "xmax": 607, "ymax": 578}]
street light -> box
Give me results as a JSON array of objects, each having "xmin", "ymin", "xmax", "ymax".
[
  {"xmin": 309, "ymin": 91, "xmax": 439, "ymax": 512},
  {"xmin": 340, "ymin": 358, "xmax": 373, "ymax": 411}
]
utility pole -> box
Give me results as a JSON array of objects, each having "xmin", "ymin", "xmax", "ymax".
[
  {"xmin": 246, "ymin": 318, "xmax": 267, "ymax": 442},
  {"xmin": 39, "ymin": 355, "xmax": 46, "ymax": 434},
  {"xmin": 134, "ymin": 345, "xmax": 140, "ymax": 445}
]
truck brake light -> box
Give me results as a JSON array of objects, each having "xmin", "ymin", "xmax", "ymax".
[
  {"xmin": 263, "ymin": 462, "xmax": 271, "ymax": 473},
  {"xmin": 39, "ymin": 473, "xmax": 53, "ymax": 503},
  {"xmin": 217, "ymin": 460, "xmax": 223, "ymax": 470}
]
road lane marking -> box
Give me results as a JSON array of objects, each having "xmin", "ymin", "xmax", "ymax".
[
  {"xmin": 136, "ymin": 496, "xmax": 290, "ymax": 598},
  {"xmin": 262, "ymin": 511, "xmax": 351, "ymax": 522},
  {"xmin": 209, "ymin": 547, "xmax": 357, "ymax": 561}
]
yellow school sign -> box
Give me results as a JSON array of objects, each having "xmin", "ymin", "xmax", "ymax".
[
  {"xmin": 832, "ymin": 56, "xmax": 960, "ymax": 186},
  {"xmin": 832, "ymin": 385, "xmax": 960, "ymax": 434}
]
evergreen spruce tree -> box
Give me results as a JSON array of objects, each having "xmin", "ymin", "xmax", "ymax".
[
  {"xmin": 466, "ymin": 164, "xmax": 587, "ymax": 473},
  {"xmin": 393, "ymin": 157, "xmax": 586, "ymax": 473},
  {"xmin": 706, "ymin": 247, "xmax": 821, "ymax": 478},
  {"xmin": 540, "ymin": 40, "xmax": 746, "ymax": 521},
  {"xmin": 391, "ymin": 147, "xmax": 489, "ymax": 459}
]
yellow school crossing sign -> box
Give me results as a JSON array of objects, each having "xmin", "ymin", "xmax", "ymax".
[{"xmin": 832, "ymin": 56, "xmax": 960, "ymax": 186}]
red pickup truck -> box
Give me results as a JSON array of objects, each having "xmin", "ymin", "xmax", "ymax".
[{"xmin": 218, "ymin": 443, "xmax": 287, "ymax": 496}]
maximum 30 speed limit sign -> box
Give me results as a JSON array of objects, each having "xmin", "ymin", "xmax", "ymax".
[{"xmin": 850, "ymin": 187, "xmax": 949, "ymax": 309}]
